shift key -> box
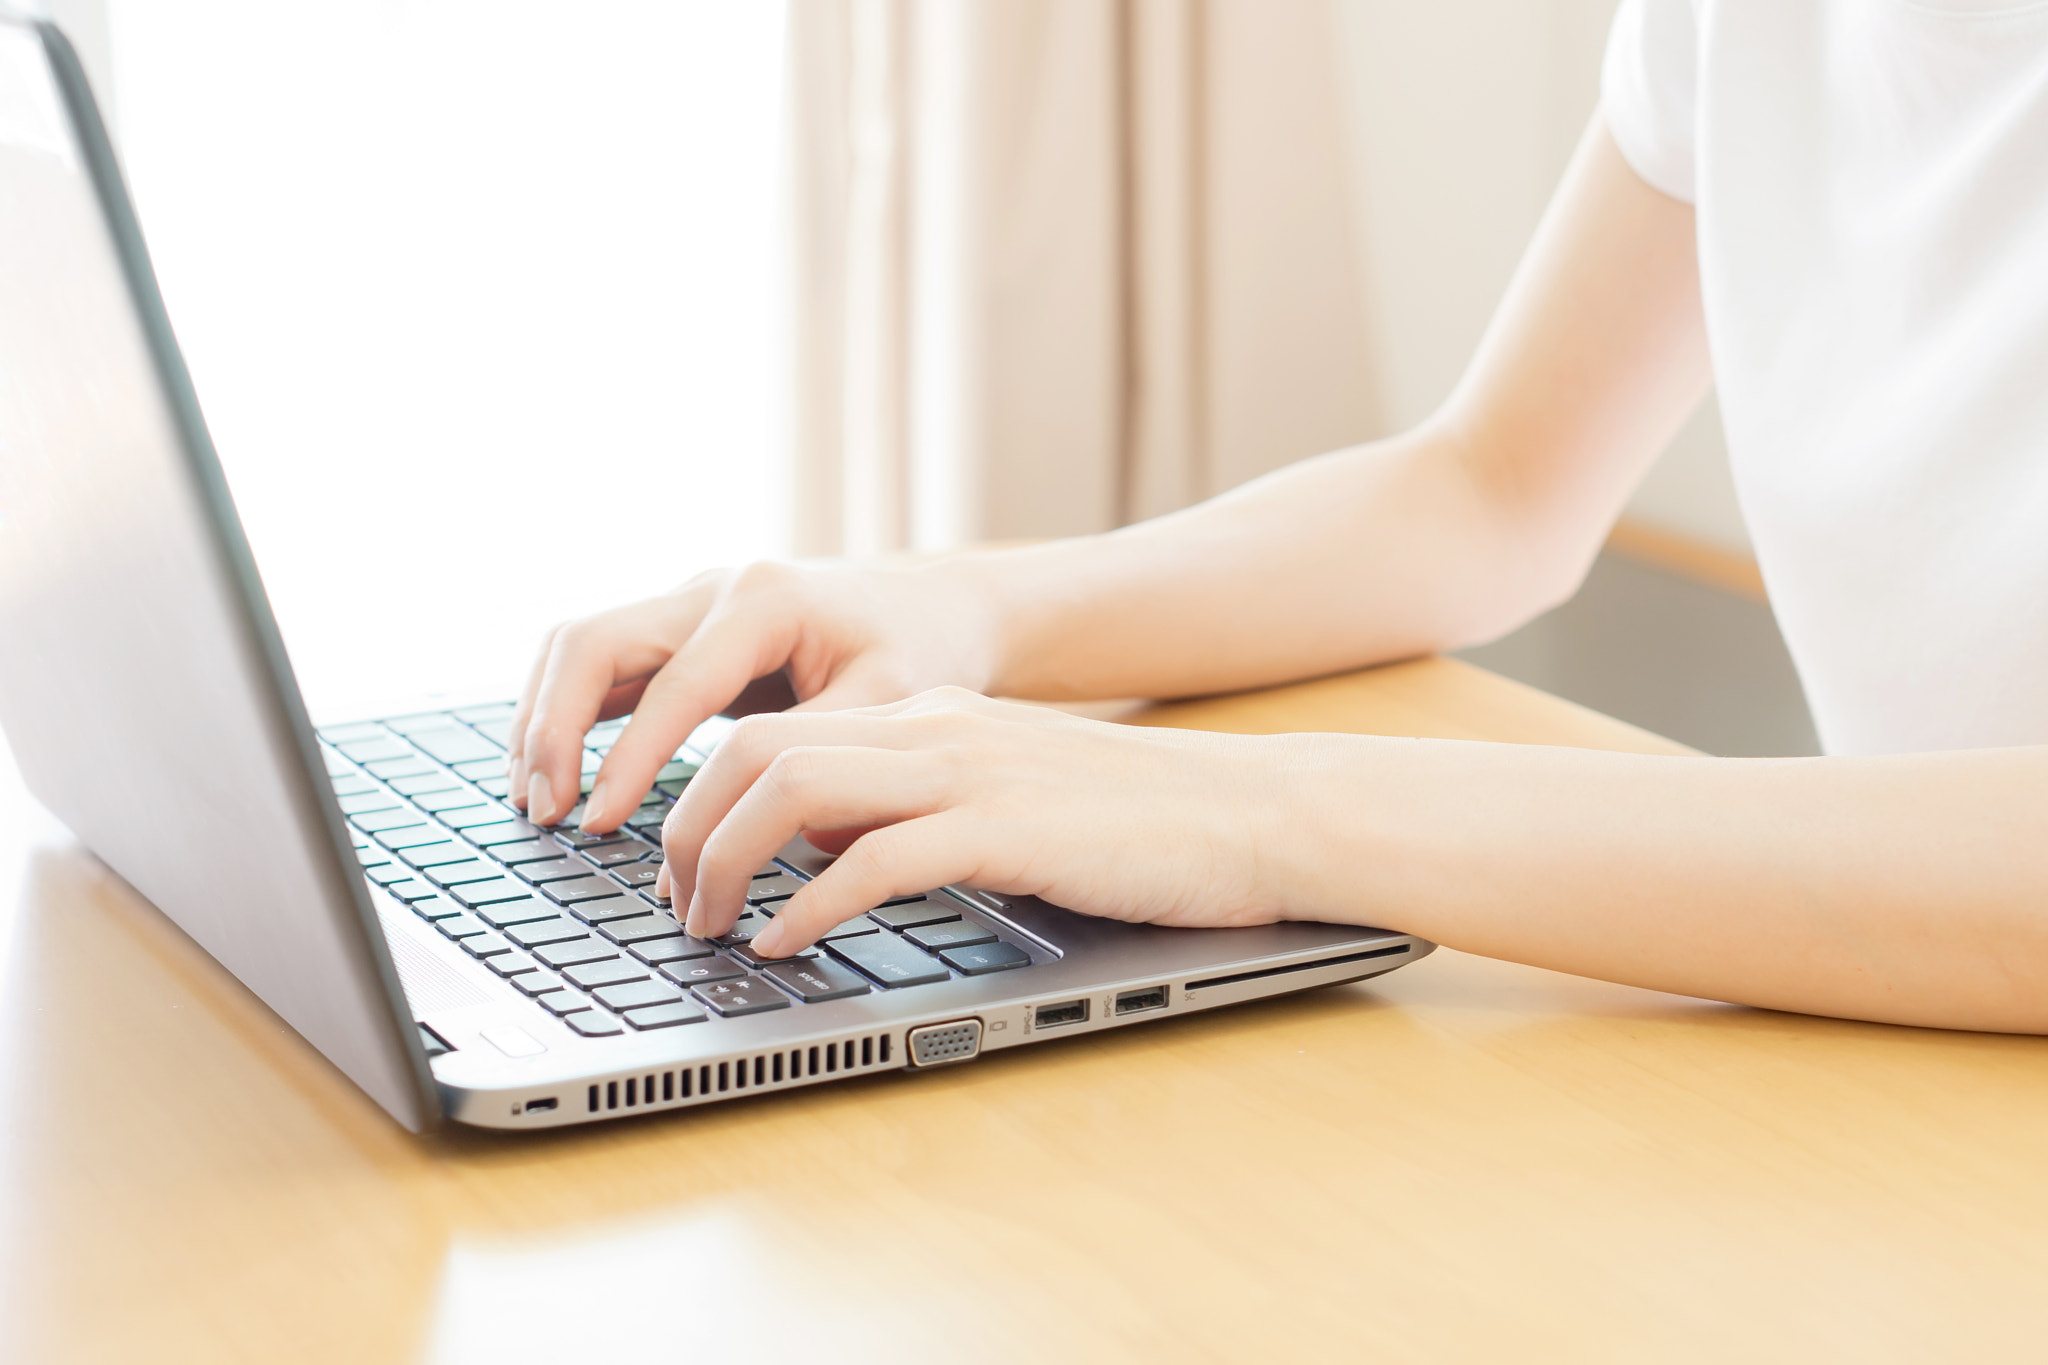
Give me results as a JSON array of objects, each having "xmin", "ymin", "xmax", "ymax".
[
  {"xmin": 826, "ymin": 932, "xmax": 949, "ymax": 987},
  {"xmin": 504, "ymin": 917, "xmax": 598, "ymax": 949}
]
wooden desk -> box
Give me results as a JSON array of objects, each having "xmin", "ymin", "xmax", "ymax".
[{"xmin": 4, "ymin": 657, "xmax": 2044, "ymax": 1363}]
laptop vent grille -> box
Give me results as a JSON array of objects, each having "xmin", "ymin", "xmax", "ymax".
[{"xmin": 582, "ymin": 1032, "xmax": 896, "ymax": 1113}]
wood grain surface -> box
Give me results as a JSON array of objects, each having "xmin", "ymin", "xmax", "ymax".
[{"xmin": 2, "ymin": 656, "xmax": 2040, "ymax": 1364}]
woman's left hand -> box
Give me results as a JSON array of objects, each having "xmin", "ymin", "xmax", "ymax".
[{"xmin": 655, "ymin": 687, "xmax": 1313, "ymax": 956}]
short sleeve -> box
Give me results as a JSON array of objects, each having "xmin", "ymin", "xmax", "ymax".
[{"xmin": 1601, "ymin": 0, "xmax": 1700, "ymax": 203}]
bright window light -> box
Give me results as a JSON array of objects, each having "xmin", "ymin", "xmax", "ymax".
[{"xmin": 107, "ymin": 1, "xmax": 789, "ymax": 718}]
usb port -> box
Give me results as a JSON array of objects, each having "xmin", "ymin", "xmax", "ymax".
[
  {"xmin": 523, "ymin": 1097, "xmax": 558, "ymax": 1113},
  {"xmin": 1034, "ymin": 999, "xmax": 1090, "ymax": 1029},
  {"xmin": 1114, "ymin": 986, "xmax": 1168, "ymax": 1016}
]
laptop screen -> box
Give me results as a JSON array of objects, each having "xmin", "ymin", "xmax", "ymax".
[{"xmin": 0, "ymin": 17, "xmax": 432, "ymax": 1129}]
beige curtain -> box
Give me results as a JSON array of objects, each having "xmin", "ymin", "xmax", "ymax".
[{"xmin": 787, "ymin": 0, "xmax": 1382, "ymax": 557}]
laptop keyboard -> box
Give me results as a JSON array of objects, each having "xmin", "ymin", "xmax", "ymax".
[{"xmin": 321, "ymin": 703, "xmax": 1039, "ymax": 1040}]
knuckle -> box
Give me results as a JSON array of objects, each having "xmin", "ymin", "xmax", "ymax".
[{"xmin": 759, "ymin": 746, "xmax": 823, "ymax": 800}]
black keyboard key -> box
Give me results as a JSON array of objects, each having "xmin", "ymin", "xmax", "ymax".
[
  {"xmin": 745, "ymin": 873, "xmax": 805, "ymax": 905},
  {"xmin": 413, "ymin": 789, "xmax": 490, "ymax": 815},
  {"xmin": 564, "ymin": 959, "xmax": 648, "ymax": 991},
  {"xmin": 761, "ymin": 958, "xmax": 870, "ymax": 1002},
  {"xmin": 713, "ymin": 913, "xmax": 767, "ymax": 947},
  {"xmin": 410, "ymin": 727, "xmax": 501, "ymax": 765},
  {"xmin": 439, "ymin": 804, "xmax": 513, "ymax": 831},
  {"xmin": 821, "ymin": 916, "xmax": 883, "ymax": 941},
  {"xmin": 399, "ymin": 841, "xmax": 474, "ymax": 870},
  {"xmin": 581, "ymin": 841, "xmax": 651, "ymax": 869},
  {"xmin": 628, "ymin": 934, "xmax": 716, "ymax": 966},
  {"xmin": 488, "ymin": 950, "xmax": 542, "ymax": 978},
  {"xmin": 466, "ymin": 818, "xmax": 546, "ymax": 847},
  {"xmin": 365, "ymin": 756, "xmax": 436, "ymax": 780},
  {"xmin": 535, "ymin": 989, "xmax": 593, "ymax": 1016},
  {"xmin": 472, "ymin": 718, "xmax": 514, "ymax": 746},
  {"xmin": 507, "ymin": 918, "xmax": 598, "ymax": 949},
  {"xmin": 548, "ymin": 826, "xmax": 625, "ymax": 851},
  {"xmin": 660, "ymin": 957, "xmax": 746, "ymax": 988},
  {"xmin": 424, "ymin": 859, "xmax": 503, "ymax": 888},
  {"xmin": 730, "ymin": 942, "xmax": 818, "ymax": 968},
  {"xmin": 904, "ymin": 920, "xmax": 997, "ymax": 951},
  {"xmin": 571, "ymin": 896, "xmax": 652, "ymax": 925},
  {"xmin": 624, "ymin": 1001, "xmax": 706, "ymax": 1029},
  {"xmin": 827, "ymin": 933, "xmax": 949, "ymax": 987},
  {"xmin": 939, "ymin": 941, "xmax": 1031, "ymax": 975},
  {"xmin": 447, "ymin": 877, "xmax": 538, "ymax": 908},
  {"xmin": 692, "ymin": 979, "xmax": 790, "ymax": 1017},
  {"xmin": 381, "ymin": 712, "xmax": 456, "ymax": 735},
  {"xmin": 596, "ymin": 913, "xmax": 690, "ymax": 945},
  {"xmin": 638, "ymin": 889, "xmax": 674, "ymax": 911},
  {"xmin": 868, "ymin": 898, "xmax": 964, "ymax": 931},
  {"xmin": 609, "ymin": 863, "xmax": 661, "ymax": 890},
  {"xmin": 512, "ymin": 969, "xmax": 562, "ymax": 996},
  {"xmin": 563, "ymin": 1010, "xmax": 625, "ymax": 1038},
  {"xmin": 533, "ymin": 938, "xmax": 620, "ymax": 969},
  {"xmin": 336, "ymin": 790, "xmax": 400, "ymax": 816},
  {"xmin": 625, "ymin": 806, "xmax": 670, "ymax": 835},
  {"xmin": 515, "ymin": 857, "xmax": 596, "ymax": 885},
  {"xmin": 387, "ymin": 771, "xmax": 461, "ymax": 797},
  {"xmin": 375, "ymin": 824, "xmax": 453, "ymax": 851},
  {"xmin": 350, "ymin": 808, "xmax": 429, "ymax": 834},
  {"xmin": 434, "ymin": 912, "xmax": 491, "ymax": 941},
  {"xmin": 592, "ymin": 979, "xmax": 683, "ymax": 1011},
  {"xmin": 472, "ymin": 898, "xmax": 559, "ymax": 929},
  {"xmin": 460, "ymin": 932, "xmax": 513, "ymax": 959},
  {"xmin": 336, "ymin": 736, "xmax": 409, "ymax": 764},
  {"xmin": 486, "ymin": 838, "xmax": 562, "ymax": 866},
  {"xmin": 542, "ymin": 876, "xmax": 627, "ymax": 906}
]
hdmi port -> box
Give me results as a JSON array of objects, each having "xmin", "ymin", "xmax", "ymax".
[
  {"xmin": 1114, "ymin": 986, "xmax": 1168, "ymax": 1015},
  {"xmin": 1034, "ymin": 999, "xmax": 1090, "ymax": 1029}
]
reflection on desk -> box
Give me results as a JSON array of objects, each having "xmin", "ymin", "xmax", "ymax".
[{"xmin": 3, "ymin": 657, "xmax": 2044, "ymax": 1364}]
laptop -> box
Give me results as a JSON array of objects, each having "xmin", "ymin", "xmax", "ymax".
[{"xmin": 0, "ymin": 14, "xmax": 1433, "ymax": 1132}]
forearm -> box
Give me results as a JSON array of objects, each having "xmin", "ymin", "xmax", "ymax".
[
  {"xmin": 939, "ymin": 423, "xmax": 1545, "ymax": 701},
  {"xmin": 1277, "ymin": 735, "xmax": 2048, "ymax": 1032}
]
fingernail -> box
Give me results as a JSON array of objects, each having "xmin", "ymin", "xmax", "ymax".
[
  {"xmin": 752, "ymin": 921, "xmax": 787, "ymax": 957},
  {"xmin": 655, "ymin": 866, "xmax": 671, "ymax": 898},
  {"xmin": 507, "ymin": 759, "xmax": 527, "ymax": 806},
  {"xmin": 526, "ymin": 770, "xmax": 555, "ymax": 826},
  {"xmin": 580, "ymin": 782, "xmax": 608, "ymax": 831},
  {"xmin": 683, "ymin": 900, "xmax": 703, "ymax": 939}
]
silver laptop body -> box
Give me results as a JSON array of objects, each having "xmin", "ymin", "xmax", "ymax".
[{"xmin": 0, "ymin": 14, "xmax": 1431, "ymax": 1132}]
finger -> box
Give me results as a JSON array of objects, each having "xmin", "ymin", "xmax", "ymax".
[
  {"xmin": 505, "ymin": 623, "xmax": 562, "ymax": 800},
  {"xmin": 582, "ymin": 608, "xmax": 793, "ymax": 832},
  {"xmin": 660, "ymin": 712, "xmax": 940, "ymax": 923},
  {"xmin": 752, "ymin": 812, "xmax": 984, "ymax": 957},
  {"xmin": 523, "ymin": 593, "xmax": 709, "ymax": 824},
  {"xmin": 684, "ymin": 746, "xmax": 950, "ymax": 938}
]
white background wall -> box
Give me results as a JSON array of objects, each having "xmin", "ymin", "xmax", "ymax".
[{"xmin": 1336, "ymin": 0, "xmax": 1750, "ymax": 555}]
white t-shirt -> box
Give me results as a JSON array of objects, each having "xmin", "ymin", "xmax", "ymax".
[{"xmin": 1603, "ymin": 0, "xmax": 2048, "ymax": 755}]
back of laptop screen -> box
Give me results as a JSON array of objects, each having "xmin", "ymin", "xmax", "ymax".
[{"xmin": 0, "ymin": 21, "xmax": 431, "ymax": 1130}]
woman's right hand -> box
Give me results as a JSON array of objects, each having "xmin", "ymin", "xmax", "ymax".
[{"xmin": 504, "ymin": 559, "xmax": 1001, "ymax": 831}]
